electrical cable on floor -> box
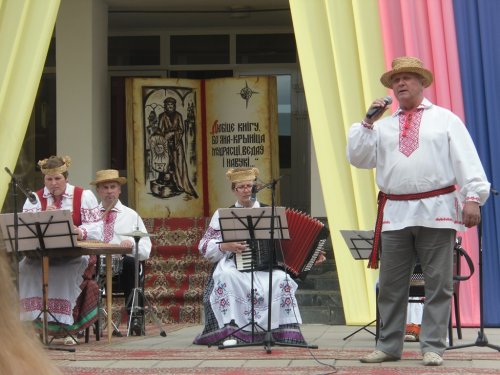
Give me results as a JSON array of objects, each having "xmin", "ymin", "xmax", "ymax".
[{"xmin": 278, "ymin": 243, "xmax": 338, "ymax": 374}]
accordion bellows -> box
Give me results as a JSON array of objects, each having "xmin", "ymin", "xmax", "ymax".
[
  {"xmin": 279, "ymin": 208, "xmax": 329, "ymax": 279},
  {"xmin": 234, "ymin": 208, "xmax": 329, "ymax": 280}
]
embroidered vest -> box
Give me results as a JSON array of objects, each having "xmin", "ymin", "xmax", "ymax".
[{"xmin": 36, "ymin": 187, "xmax": 84, "ymax": 226}]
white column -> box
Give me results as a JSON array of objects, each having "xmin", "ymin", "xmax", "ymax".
[{"xmin": 56, "ymin": 0, "xmax": 108, "ymax": 187}]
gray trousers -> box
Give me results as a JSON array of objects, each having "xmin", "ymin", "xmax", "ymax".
[{"xmin": 376, "ymin": 226, "xmax": 455, "ymax": 357}]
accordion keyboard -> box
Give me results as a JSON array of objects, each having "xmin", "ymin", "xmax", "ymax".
[{"xmin": 234, "ymin": 240, "xmax": 276, "ymax": 272}]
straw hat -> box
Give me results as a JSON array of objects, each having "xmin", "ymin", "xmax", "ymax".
[
  {"xmin": 90, "ymin": 169, "xmax": 127, "ymax": 185},
  {"xmin": 380, "ymin": 56, "xmax": 434, "ymax": 88},
  {"xmin": 225, "ymin": 167, "xmax": 259, "ymax": 183}
]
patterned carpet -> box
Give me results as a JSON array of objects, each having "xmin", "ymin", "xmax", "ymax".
[
  {"xmin": 59, "ymin": 368, "xmax": 500, "ymax": 375},
  {"xmin": 108, "ymin": 217, "xmax": 212, "ymax": 325},
  {"xmin": 51, "ymin": 325, "xmax": 500, "ymax": 375},
  {"xmin": 49, "ymin": 345, "xmax": 500, "ymax": 362},
  {"xmin": 60, "ymin": 368, "xmax": 332, "ymax": 375}
]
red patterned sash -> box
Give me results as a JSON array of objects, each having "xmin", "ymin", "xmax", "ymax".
[{"xmin": 368, "ymin": 185, "xmax": 456, "ymax": 269}]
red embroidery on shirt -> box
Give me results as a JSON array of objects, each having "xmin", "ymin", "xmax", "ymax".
[
  {"xmin": 465, "ymin": 196, "xmax": 480, "ymax": 202},
  {"xmin": 399, "ymin": 109, "xmax": 423, "ymax": 157},
  {"xmin": 21, "ymin": 296, "xmax": 72, "ymax": 316},
  {"xmin": 103, "ymin": 211, "xmax": 117, "ymax": 243},
  {"xmin": 200, "ymin": 226, "xmax": 220, "ymax": 256},
  {"xmin": 54, "ymin": 197, "xmax": 62, "ymax": 209},
  {"xmin": 81, "ymin": 207, "xmax": 101, "ymax": 223}
]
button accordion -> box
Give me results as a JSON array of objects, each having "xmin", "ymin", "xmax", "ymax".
[{"xmin": 235, "ymin": 208, "xmax": 329, "ymax": 279}]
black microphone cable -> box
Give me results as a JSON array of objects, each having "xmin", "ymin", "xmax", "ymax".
[{"xmin": 274, "ymin": 211, "xmax": 338, "ymax": 374}]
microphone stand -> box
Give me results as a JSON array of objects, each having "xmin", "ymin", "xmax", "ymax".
[
  {"xmin": 263, "ymin": 177, "xmax": 279, "ymax": 353},
  {"xmin": 446, "ymin": 189, "xmax": 500, "ymax": 351},
  {"xmin": 3, "ymin": 167, "xmax": 35, "ymax": 291},
  {"xmin": 259, "ymin": 176, "xmax": 317, "ymax": 353}
]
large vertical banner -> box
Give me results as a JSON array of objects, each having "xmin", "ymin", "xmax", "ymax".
[
  {"xmin": 205, "ymin": 76, "xmax": 279, "ymax": 213},
  {"xmin": 126, "ymin": 78, "xmax": 204, "ymax": 218},
  {"xmin": 126, "ymin": 76, "xmax": 279, "ymax": 218}
]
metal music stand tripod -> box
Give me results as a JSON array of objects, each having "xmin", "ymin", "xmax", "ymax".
[
  {"xmin": 259, "ymin": 177, "xmax": 319, "ymax": 352},
  {"xmin": 446, "ymin": 198, "xmax": 500, "ymax": 352},
  {"xmin": 0, "ymin": 209, "xmax": 80, "ymax": 352},
  {"xmin": 119, "ymin": 230, "xmax": 166, "ymax": 337},
  {"xmin": 339, "ymin": 230, "xmax": 377, "ymax": 340},
  {"xmin": 216, "ymin": 206, "xmax": 289, "ymax": 348}
]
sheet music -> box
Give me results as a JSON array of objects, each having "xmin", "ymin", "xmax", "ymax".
[
  {"xmin": 0, "ymin": 210, "xmax": 78, "ymax": 252},
  {"xmin": 340, "ymin": 230, "xmax": 374, "ymax": 260},
  {"xmin": 218, "ymin": 206, "xmax": 290, "ymax": 242}
]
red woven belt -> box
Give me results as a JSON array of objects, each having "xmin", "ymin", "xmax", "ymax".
[{"xmin": 368, "ymin": 185, "xmax": 456, "ymax": 269}]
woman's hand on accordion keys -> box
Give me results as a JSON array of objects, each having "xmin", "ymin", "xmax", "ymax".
[
  {"xmin": 314, "ymin": 250, "xmax": 327, "ymax": 266},
  {"xmin": 219, "ymin": 241, "xmax": 247, "ymax": 254}
]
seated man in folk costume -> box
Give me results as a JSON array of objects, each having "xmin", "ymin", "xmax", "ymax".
[
  {"xmin": 91, "ymin": 169, "xmax": 152, "ymax": 335},
  {"xmin": 19, "ymin": 155, "xmax": 102, "ymax": 345},
  {"xmin": 193, "ymin": 167, "xmax": 325, "ymax": 345}
]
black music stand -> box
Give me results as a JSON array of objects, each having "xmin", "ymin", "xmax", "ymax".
[
  {"xmin": 340, "ymin": 230, "xmax": 377, "ymax": 340},
  {"xmin": 218, "ymin": 206, "xmax": 289, "ymax": 242},
  {"xmin": 217, "ymin": 206, "xmax": 289, "ymax": 348},
  {"xmin": 446, "ymin": 201, "xmax": 500, "ymax": 352},
  {"xmin": 3, "ymin": 167, "xmax": 27, "ymax": 290},
  {"xmin": 0, "ymin": 209, "xmax": 79, "ymax": 352},
  {"xmin": 261, "ymin": 178, "xmax": 319, "ymax": 352}
]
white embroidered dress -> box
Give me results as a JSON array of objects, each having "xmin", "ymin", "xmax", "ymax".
[
  {"xmin": 19, "ymin": 184, "xmax": 102, "ymax": 325},
  {"xmin": 199, "ymin": 201, "xmax": 302, "ymax": 331}
]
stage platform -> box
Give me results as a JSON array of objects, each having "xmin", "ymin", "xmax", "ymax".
[{"xmin": 49, "ymin": 323, "xmax": 500, "ymax": 374}]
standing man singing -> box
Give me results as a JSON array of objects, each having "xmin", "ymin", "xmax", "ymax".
[{"xmin": 347, "ymin": 57, "xmax": 490, "ymax": 366}]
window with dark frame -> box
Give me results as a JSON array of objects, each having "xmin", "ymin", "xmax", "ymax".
[
  {"xmin": 236, "ymin": 34, "xmax": 296, "ymax": 64},
  {"xmin": 170, "ymin": 35, "xmax": 230, "ymax": 65},
  {"xmin": 108, "ymin": 36, "xmax": 161, "ymax": 66}
]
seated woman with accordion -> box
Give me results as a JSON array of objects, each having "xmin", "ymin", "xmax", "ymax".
[{"xmin": 193, "ymin": 167, "xmax": 326, "ymax": 346}]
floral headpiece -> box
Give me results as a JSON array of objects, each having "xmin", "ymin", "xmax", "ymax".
[{"xmin": 38, "ymin": 155, "xmax": 72, "ymax": 175}]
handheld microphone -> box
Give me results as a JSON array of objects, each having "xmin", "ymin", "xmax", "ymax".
[
  {"xmin": 366, "ymin": 96, "xmax": 392, "ymax": 119},
  {"xmin": 251, "ymin": 184, "xmax": 257, "ymax": 202},
  {"xmin": 4, "ymin": 167, "xmax": 38, "ymax": 204}
]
